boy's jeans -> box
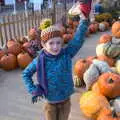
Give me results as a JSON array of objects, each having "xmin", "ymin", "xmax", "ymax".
[{"xmin": 44, "ymin": 99, "xmax": 71, "ymax": 120}]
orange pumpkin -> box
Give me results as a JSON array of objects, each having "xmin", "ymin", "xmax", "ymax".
[
  {"xmin": 88, "ymin": 24, "xmax": 97, "ymax": 33},
  {"xmin": 97, "ymin": 72, "xmax": 120, "ymax": 98},
  {"xmin": 0, "ymin": 53, "xmax": 17, "ymax": 70},
  {"xmin": 0, "ymin": 49, "xmax": 5, "ymax": 59},
  {"xmin": 28, "ymin": 28, "xmax": 37, "ymax": 40},
  {"xmin": 7, "ymin": 41, "xmax": 22, "ymax": 56},
  {"xmin": 74, "ymin": 59, "xmax": 90, "ymax": 80},
  {"xmin": 62, "ymin": 34, "xmax": 73, "ymax": 43},
  {"xmin": 67, "ymin": 18, "xmax": 73, "ymax": 25},
  {"xmin": 7, "ymin": 39, "xmax": 16, "ymax": 48},
  {"xmin": 86, "ymin": 56, "xmax": 97, "ymax": 64},
  {"xmin": 97, "ymin": 55, "xmax": 115, "ymax": 67},
  {"xmin": 17, "ymin": 52, "xmax": 33, "ymax": 69},
  {"xmin": 99, "ymin": 34, "xmax": 112, "ymax": 44},
  {"xmin": 97, "ymin": 107, "xmax": 120, "ymax": 120},
  {"xmin": 66, "ymin": 27, "xmax": 74, "ymax": 34},
  {"xmin": 22, "ymin": 42, "xmax": 31, "ymax": 52},
  {"xmin": 92, "ymin": 82, "xmax": 101, "ymax": 95},
  {"xmin": 112, "ymin": 21, "xmax": 120, "ymax": 38}
]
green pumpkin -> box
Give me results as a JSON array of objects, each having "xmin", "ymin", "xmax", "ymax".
[{"xmin": 103, "ymin": 42, "xmax": 120, "ymax": 59}]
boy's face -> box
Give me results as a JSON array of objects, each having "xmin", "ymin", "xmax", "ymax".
[{"xmin": 42, "ymin": 37, "xmax": 63, "ymax": 55}]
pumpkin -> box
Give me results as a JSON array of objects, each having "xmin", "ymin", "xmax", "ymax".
[
  {"xmin": 17, "ymin": 36, "xmax": 28, "ymax": 44},
  {"xmin": 99, "ymin": 34, "xmax": 112, "ymax": 44},
  {"xmin": 97, "ymin": 107, "xmax": 120, "ymax": 120},
  {"xmin": 0, "ymin": 53, "xmax": 17, "ymax": 70},
  {"xmin": 73, "ymin": 21, "xmax": 79, "ymax": 28},
  {"xmin": 96, "ymin": 43, "xmax": 106, "ymax": 56},
  {"xmin": 99, "ymin": 23, "xmax": 106, "ymax": 32},
  {"xmin": 28, "ymin": 28, "xmax": 38, "ymax": 40},
  {"xmin": 67, "ymin": 18, "xmax": 73, "ymax": 25},
  {"xmin": 73, "ymin": 75, "xmax": 85, "ymax": 87},
  {"xmin": 97, "ymin": 55, "xmax": 115, "ymax": 67},
  {"xmin": 22, "ymin": 42, "xmax": 31, "ymax": 52},
  {"xmin": 80, "ymin": 91, "xmax": 110, "ymax": 119},
  {"xmin": 102, "ymin": 21, "xmax": 110, "ymax": 30},
  {"xmin": 92, "ymin": 82, "xmax": 101, "ymax": 95},
  {"xmin": 88, "ymin": 24, "xmax": 97, "ymax": 33},
  {"xmin": 7, "ymin": 41, "xmax": 22, "ymax": 56},
  {"xmin": 94, "ymin": 22, "xmax": 99, "ymax": 31},
  {"xmin": 74, "ymin": 59, "xmax": 90, "ymax": 80},
  {"xmin": 84, "ymin": 64, "xmax": 99, "ymax": 90},
  {"xmin": 112, "ymin": 21, "xmax": 120, "ymax": 38},
  {"xmin": 84, "ymin": 59, "xmax": 112, "ymax": 90},
  {"xmin": 0, "ymin": 49, "xmax": 5, "ymax": 59},
  {"xmin": 112, "ymin": 97, "xmax": 120, "ymax": 117},
  {"xmin": 62, "ymin": 34, "xmax": 73, "ymax": 43},
  {"xmin": 17, "ymin": 52, "xmax": 33, "ymax": 69},
  {"xmin": 97, "ymin": 72, "xmax": 120, "ymax": 98},
  {"xmin": 103, "ymin": 42, "xmax": 120, "ymax": 59},
  {"xmin": 7, "ymin": 39, "xmax": 16, "ymax": 48},
  {"xmin": 66, "ymin": 27, "xmax": 74, "ymax": 34},
  {"xmin": 116, "ymin": 60, "xmax": 120, "ymax": 74},
  {"xmin": 86, "ymin": 56, "xmax": 97, "ymax": 64},
  {"xmin": 60, "ymin": 26, "xmax": 66, "ymax": 35}
]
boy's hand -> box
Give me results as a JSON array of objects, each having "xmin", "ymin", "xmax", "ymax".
[
  {"xmin": 32, "ymin": 95, "xmax": 43, "ymax": 104},
  {"xmin": 32, "ymin": 95, "xmax": 38, "ymax": 104}
]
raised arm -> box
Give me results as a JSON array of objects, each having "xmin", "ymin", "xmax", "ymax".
[{"xmin": 65, "ymin": 19, "xmax": 89, "ymax": 58}]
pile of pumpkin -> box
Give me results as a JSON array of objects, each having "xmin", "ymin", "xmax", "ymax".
[
  {"xmin": 73, "ymin": 21, "xmax": 120, "ymax": 120},
  {"xmin": 0, "ymin": 37, "xmax": 34, "ymax": 71},
  {"xmin": 0, "ymin": 27, "xmax": 42, "ymax": 71},
  {"xmin": 61, "ymin": 15, "xmax": 112, "ymax": 44}
]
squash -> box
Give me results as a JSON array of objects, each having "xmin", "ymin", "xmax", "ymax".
[
  {"xmin": 17, "ymin": 52, "xmax": 33, "ymax": 69},
  {"xmin": 0, "ymin": 53, "xmax": 17, "ymax": 70},
  {"xmin": 112, "ymin": 21, "xmax": 120, "ymax": 38},
  {"xmin": 7, "ymin": 41, "xmax": 22, "ymax": 56},
  {"xmin": 99, "ymin": 23, "xmax": 106, "ymax": 32},
  {"xmin": 97, "ymin": 107, "xmax": 120, "ymax": 120},
  {"xmin": 96, "ymin": 43, "xmax": 106, "ymax": 56},
  {"xmin": 99, "ymin": 34, "xmax": 112, "ymax": 44},
  {"xmin": 80, "ymin": 91, "xmax": 110, "ymax": 119},
  {"xmin": 116, "ymin": 60, "xmax": 120, "ymax": 74},
  {"xmin": 74, "ymin": 59, "xmax": 90, "ymax": 80},
  {"xmin": 97, "ymin": 72, "xmax": 120, "ymax": 98},
  {"xmin": 97, "ymin": 55, "xmax": 115, "ymax": 67}
]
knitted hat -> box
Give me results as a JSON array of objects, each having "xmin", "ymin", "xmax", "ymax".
[
  {"xmin": 40, "ymin": 18, "xmax": 62, "ymax": 42},
  {"xmin": 41, "ymin": 25, "xmax": 62, "ymax": 42}
]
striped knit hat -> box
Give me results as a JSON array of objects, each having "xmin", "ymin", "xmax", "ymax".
[
  {"xmin": 41, "ymin": 25, "xmax": 62, "ymax": 42},
  {"xmin": 40, "ymin": 19, "xmax": 62, "ymax": 42}
]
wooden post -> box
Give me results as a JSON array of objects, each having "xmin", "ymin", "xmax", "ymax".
[
  {"xmin": 64, "ymin": 0, "xmax": 67, "ymax": 24},
  {"xmin": 52, "ymin": 0, "xmax": 56, "ymax": 24}
]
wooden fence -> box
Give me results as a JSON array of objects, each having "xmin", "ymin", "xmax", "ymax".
[{"xmin": 0, "ymin": 3, "xmax": 72, "ymax": 48}]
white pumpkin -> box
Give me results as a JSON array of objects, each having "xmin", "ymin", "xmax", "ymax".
[
  {"xmin": 84, "ymin": 59, "xmax": 112, "ymax": 90},
  {"xmin": 116, "ymin": 59, "xmax": 120, "ymax": 74},
  {"xmin": 99, "ymin": 23, "xmax": 106, "ymax": 32},
  {"xmin": 96, "ymin": 43, "xmax": 106, "ymax": 56}
]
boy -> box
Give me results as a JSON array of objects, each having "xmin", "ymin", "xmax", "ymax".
[{"xmin": 22, "ymin": 1, "xmax": 92, "ymax": 120}]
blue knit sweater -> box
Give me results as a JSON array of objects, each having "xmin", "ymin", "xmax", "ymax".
[{"xmin": 22, "ymin": 20, "xmax": 88, "ymax": 103}]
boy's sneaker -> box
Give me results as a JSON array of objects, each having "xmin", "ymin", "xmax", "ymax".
[{"xmin": 68, "ymin": 0, "xmax": 92, "ymax": 19}]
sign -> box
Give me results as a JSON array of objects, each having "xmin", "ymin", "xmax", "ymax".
[{"xmin": 5, "ymin": 0, "xmax": 15, "ymax": 5}]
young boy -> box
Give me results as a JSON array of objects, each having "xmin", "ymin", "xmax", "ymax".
[{"xmin": 22, "ymin": 1, "xmax": 92, "ymax": 120}]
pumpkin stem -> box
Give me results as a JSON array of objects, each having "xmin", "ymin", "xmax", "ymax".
[
  {"xmin": 107, "ymin": 78, "xmax": 114, "ymax": 84},
  {"xmin": 112, "ymin": 109, "xmax": 117, "ymax": 118}
]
